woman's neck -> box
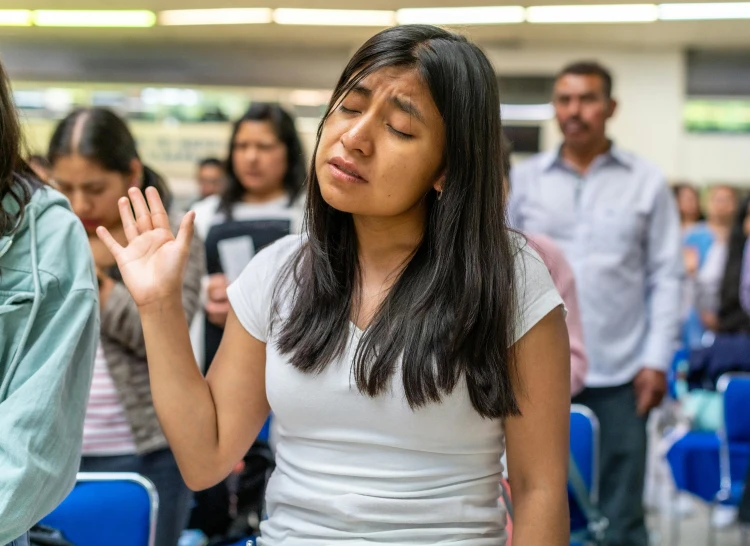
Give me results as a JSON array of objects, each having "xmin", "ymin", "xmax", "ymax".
[
  {"xmin": 242, "ymin": 187, "xmax": 287, "ymax": 204},
  {"xmin": 353, "ymin": 208, "xmax": 424, "ymax": 279}
]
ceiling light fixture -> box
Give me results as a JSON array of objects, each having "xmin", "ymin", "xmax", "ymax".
[
  {"xmin": 33, "ymin": 10, "xmax": 156, "ymax": 27},
  {"xmin": 0, "ymin": 10, "xmax": 33, "ymax": 26},
  {"xmin": 526, "ymin": 4, "xmax": 659, "ymax": 22},
  {"xmin": 396, "ymin": 6, "xmax": 525, "ymax": 25},
  {"xmin": 158, "ymin": 8, "xmax": 273, "ymax": 26},
  {"xmin": 659, "ymin": 2, "xmax": 750, "ymax": 19},
  {"xmin": 273, "ymin": 8, "xmax": 396, "ymax": 26}
]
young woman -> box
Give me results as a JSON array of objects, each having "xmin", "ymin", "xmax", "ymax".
[
  {"xmin": 99, "ymin": 25, "xmax": 571, "ymax": 545},
  {"xmin": 48, "ymin": 108, "xmax": 205, "ymax": 546},
  {"xmin": 0, "ymin": 62, "xmax": 98, "ymax": 545},
  {"xmin": 191, "ymin": 102, "xmax": 306, "ymax": 372}
]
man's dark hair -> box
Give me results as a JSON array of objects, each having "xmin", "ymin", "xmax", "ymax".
[
  {"xmin": 556, "ymin": 61, "xmax": 613, "ymax": 99},
  {"xmin": 198, "ymin": 157, "xmax": 224, "ymax": 170}
]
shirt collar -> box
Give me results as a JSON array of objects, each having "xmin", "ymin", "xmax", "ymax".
[{"xmin": 542, "ymin": 140, "xmax": 633, "ymax": 172}]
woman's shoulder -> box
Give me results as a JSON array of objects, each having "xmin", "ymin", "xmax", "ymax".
[
  {"xmin": 509, "ymin": 231, "xmax": 564, "ymax": 343},
  {"xmin": 252, "ymin": 234, "xmax": 306, "ymax": 271},
  {"xmin": 510, "ymin": 232, "xmax": 550, "ymax": 283},
  {"xmin": 27, "ymin": 186, "xmax": 96, "ymax": 293}
]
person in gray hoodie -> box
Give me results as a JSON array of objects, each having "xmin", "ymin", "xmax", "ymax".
[{"xmin": 0, "ymin": 61, "xmax": 99, "ymax": 545}]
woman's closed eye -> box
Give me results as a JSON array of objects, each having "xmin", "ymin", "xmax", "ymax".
[
  {"xmin": 339, "ymin": 104, "xmax": 359, "ymax": 115},
  {"xmin": 387, "ymin": 125, "xmax": 413, "ymax": 140}
]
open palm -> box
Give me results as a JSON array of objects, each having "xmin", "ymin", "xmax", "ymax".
[{"xmin": 97, "ymin": 187, "xmax": 195, "ymax": 309}]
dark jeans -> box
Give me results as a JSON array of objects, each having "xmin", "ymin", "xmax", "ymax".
[
  {"xmin": 80, "ymin": 448, "xmax": 192, "ymax": 546},
  {"xmin": 5, "ymin": 534, "xmax": 28, "ymax": 546},
  {"xmin": 573, "ymin": 382, "xmax": 649, "ymax": 546}
]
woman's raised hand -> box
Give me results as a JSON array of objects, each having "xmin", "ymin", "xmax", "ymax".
[{"xmin": 97, "ymin": 187, "xmax": 195, "ymax": 310}]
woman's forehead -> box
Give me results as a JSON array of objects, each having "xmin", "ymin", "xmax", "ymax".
[{"xmin": 345, "ymin": 66, "xmax": 440, "ymax": 121}]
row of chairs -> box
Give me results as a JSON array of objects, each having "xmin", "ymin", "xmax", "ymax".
[{"xmin": 666, "ymin": 373, "xmax": 750, "ymax": 546}]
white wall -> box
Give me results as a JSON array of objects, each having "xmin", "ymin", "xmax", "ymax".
[{"xmin": 679, "ymin": 134, "xmax": 750, "ymax": 184}]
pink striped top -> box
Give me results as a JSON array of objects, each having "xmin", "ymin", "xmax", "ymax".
[{"xmin": 82, "ymin": 343, "xmax": 137, "ymax": 456}]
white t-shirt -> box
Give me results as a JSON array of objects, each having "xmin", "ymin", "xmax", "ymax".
[{"xmin": 227, "ymin": 234, "xmax": 563, "ymax": 546}]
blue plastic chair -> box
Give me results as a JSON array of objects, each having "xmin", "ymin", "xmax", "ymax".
[
  {"xmin": 569, "ymin": 404, "xmax": 605, "ymax": 545},
  {"xmin": 39, "ymin": 472, "xmax": 158, "ymax": 546},
  {"xmin": 711, "ymin": 374, "xmax": 750, "ymax": 546}
]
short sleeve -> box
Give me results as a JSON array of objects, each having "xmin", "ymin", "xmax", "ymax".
[
  {"xmin": 227, "ymin": 235, "xmax": 302, "ymax": 343},
  {"xmin": 512, "ymin": 236, "xmax": 565, "ymax": 345}
]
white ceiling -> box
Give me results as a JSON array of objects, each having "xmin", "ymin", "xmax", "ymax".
[{"xmin": 2, "ymin": 0, "xmax": 750, "ymax": 48}]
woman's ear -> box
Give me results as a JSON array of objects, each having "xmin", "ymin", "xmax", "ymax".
[
  {"xmin": 433, "ymin": 171, "xmax": 446, "ymax": 194},
  {"xmin": 129, "ymin": 158, "xmax": 143, "ymax": 189}
]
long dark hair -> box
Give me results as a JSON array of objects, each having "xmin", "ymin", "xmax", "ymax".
[
  {"xmin": 0, "ymin": 60, "xmax": 38, "ymax": 237},
  {"xmin": 47, "ymin": 108, "xmax": 173, "ymax": 208},
  {"xmin": 718, "ymin": 195, "xmax": 750, "ymax": 333},
  {"xmin": 219, "ymin": 102, "xmax": 306, "ymax": 218},
  {"xmin": 275, "ymin": 25, "xmax": 519, "ymax": 419}
]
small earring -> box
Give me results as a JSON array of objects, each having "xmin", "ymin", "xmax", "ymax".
[{"xmin": 437, "ymin": 190, "xmax": 443, "ymax": 201}]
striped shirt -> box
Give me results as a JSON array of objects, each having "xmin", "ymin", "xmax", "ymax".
[{"xmin": 81, "ymin": 343, "xmax": 137, "ymax": 456}]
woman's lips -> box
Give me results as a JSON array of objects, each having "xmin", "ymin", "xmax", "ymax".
[{"xmin": 328, "ymin": 160, "xmax": 367, "ymax": 184}]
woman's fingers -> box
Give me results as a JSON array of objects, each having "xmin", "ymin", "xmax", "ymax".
[
  {"xmin": 96, "ymin": 226, "xmax": 124, "ymax": 259},
  {"xmin": 145, "ymin": 186, "xmax": 171, "ymax": 231},
  {"xmin": 118, "ymin": 197, "xmax": 140, "ymax": 243},
  {"xmin": 176, "ymin": 211, "xmax": 196, "ymax": 250},
  {"xmin": 129, "ymin": 187, "xmax": 154, "ymax": 234}
]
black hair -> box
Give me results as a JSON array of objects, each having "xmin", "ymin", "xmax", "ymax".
[
  {"xmin": 47, "ymin": 107, "xmax": 173, "ymax": 209},
  {"xmin": 718, "ymin": 195, "xmax": 750, "ymax": 334},
  {"xmin": 557, "ymin": 61, "xmax": 613, "ymax": 99},
  {"xmin": 28, "ymin": 154, "xmax": 51, "ymax": 169},
  {"xmin": 275, "ymin": 24, "xmax": 519, "ymax": 419},
  {"xmin": 198, "ymin": 157, "xmax": 224, "ymax": 170},
  {"xmin": 0, "ymin": 60, "xmax": 39, "ymax": 236},
  {"xmin": 219, "ymin": 102, "xmax": 305, "ymax": 218}
]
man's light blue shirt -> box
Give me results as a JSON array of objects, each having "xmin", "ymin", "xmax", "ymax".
[{"xmin": 509, "ymin": 144, "xmax": 684, "ymax": 387}]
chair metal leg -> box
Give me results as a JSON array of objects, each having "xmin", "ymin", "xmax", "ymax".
[
  {"xmin": 708, "ymin": 502, "xmax": 718, "ymax": 546},
  {"xmin": 668, "ymin": 489, "xmax": 681, "ymax": 546}
]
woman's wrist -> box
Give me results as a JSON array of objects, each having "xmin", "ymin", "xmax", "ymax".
[{"xmin": 138, "ymin": 293, "xmax": 184, "ymax": 318}]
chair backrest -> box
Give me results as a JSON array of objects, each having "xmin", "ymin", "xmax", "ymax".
[
  {"xmin": 39, "ymin": 472, "xmax": 158, "ymax": 546},
  {"xmin": 569, "ymin": 405, "xmax": 600, "ymax": 532},
  {"xmin": 718, "ymin": 374, "xmax": 750, "ymax": 444}
]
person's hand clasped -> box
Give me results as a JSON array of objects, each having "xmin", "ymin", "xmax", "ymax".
[
  {"xmin": 633, "ymin": 367, "xmax": 667, "ymax": 417},
  {"xmin": 96, "ymin": 187, "xmax": 195, "ymax": 311}
]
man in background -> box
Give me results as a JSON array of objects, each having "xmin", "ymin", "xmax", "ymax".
[{"xmin": 510, "ymin": 61, "xmax": 683, "ymax": 545}]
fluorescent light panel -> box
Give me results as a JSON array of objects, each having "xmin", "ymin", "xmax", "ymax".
[
  {"xmin": 396, "ymin": 6, "xmax": 524, "ymax": 25},
  {"xmin": 0, "ymin": 10, "xmax": 33, "ymax": 26},
  {"xmin": 659, "ymin": 2, "xmax": 750, "ymax": 19},
  {"xmin": 34, "ymin": 10, "xmax": 156, "ymax": 27},
  {"xmin": 526, "ymin": 4, "xmax": 659, "ymax": 22},
  {"xmin": 273, "ymin": 8, "xmax": 396, "ymax": 26},
  {"xmin": 159, "ymin": 8, "xmax": 272, "ymax": 26}
]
